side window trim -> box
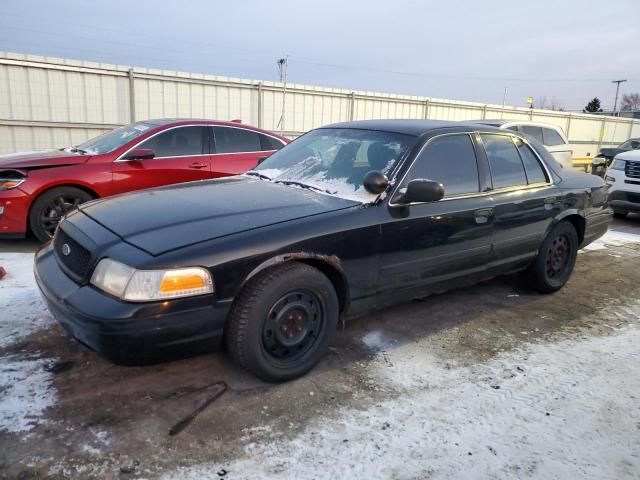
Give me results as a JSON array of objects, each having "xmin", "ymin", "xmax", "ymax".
[
  {"xmin": 478, "ymin": 132, "xmax": 528, "ymax": 191},
  {"xmin": 512, "ymin": 137, "xmax": 550, "ymax": 185},
  {"xmin": 115, "ymin": 125, "xmax": 210, "ymax": 161},
  {"xmin": 211, "ymin": 125, "xmax": 284, "ymax": 155},
  {"xmin": 388, "ymin": 132, "xmax": 484, "ymax": 206}
]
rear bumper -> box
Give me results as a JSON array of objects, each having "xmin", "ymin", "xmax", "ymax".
[
  {"xmin": 34, "ymin": 243, "xmax": 230, "ymax": 365},
  {"xmin": 0, "ymin": 188, "xmax": 30, "ymax": 235}
]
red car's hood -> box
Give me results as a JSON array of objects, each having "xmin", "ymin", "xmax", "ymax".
[{"xmin": 0, "ymin": 150, "xmax": 90, "ymax": 169}]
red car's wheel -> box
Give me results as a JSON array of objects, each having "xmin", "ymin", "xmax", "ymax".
[{"xmin": 29, "ymin": 187, "xmax": 93, "ymax": 242}]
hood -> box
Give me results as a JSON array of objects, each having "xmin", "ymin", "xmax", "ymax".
[
  {"xmin": 79, "ymin": 176, "xmax": 359, "ymax": 255},
  {"xmin": 599, "ymin": 147, "xmax": 626, "ymax": 158},
  {"xmin": 0, "ymin": 150, "xmax": 90, "ymax": 169}
]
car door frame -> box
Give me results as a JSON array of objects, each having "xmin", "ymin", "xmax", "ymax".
[
  {"xmin": 209, "ymin": 125, "xmax": 285, "ymax": 177},
  {"xmin": 376, "ymin": 130, "xmax": 495, "ymax": 300},
  {"xmin": 111, "ymin": 124, "xmax": 213, "ymax": 194}
]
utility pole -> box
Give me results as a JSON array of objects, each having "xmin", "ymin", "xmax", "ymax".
[
  {"xmin": 500, "ymin": 86, "xmax": 508, "ymax": 119},
  {"xmin": 612, "ymin": 79, "xmax": 627, "ymax": 116},
  {"xmin": 277, "ymin": 56, "xmax": 288, "ymax": 135}
]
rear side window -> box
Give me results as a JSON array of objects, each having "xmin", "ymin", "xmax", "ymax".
[
  {"xmin": 542, "ymin": 128, "xmax": 566, "ymax": 146},
  {"xmin": 515, "ymin": 138, "xmax": 548, "ymax": 184},
  {"xmin": 481, "ymin": 134, "xmax": 527, "ymax": 189},
  {"xmin": 404, "ymin": 134, "xmax": 479, "ymax": 196},
  {"xmin": 214, "ymin": 127, "xmax": 261, "ymax": 153},
  {"xmin": 520, "ymin": 125, "xmax": 544, "ymax": 143},
  {"xmin": 138, "ymin": 126, "xmax": 206, "ymax": 157},
  {"xmin": 260, "ymin": 134, "xmax": 285, "ymax": 151},
  {"xmin": 506, "ymin": 126, "xmax": 519, "ymax": 132}
]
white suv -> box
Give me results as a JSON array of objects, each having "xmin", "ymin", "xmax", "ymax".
[
  {"xmin": 605, "ymin": 149, "xmax": 640, "ymax": 218},
  {"xmin": 472, "ymin": 120, "xmax": 573, "ymax": 169}
]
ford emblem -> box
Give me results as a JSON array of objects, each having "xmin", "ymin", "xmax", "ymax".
[{"xmin": 61, "ymin": 243, "xmax": 71, "ymax": 256}]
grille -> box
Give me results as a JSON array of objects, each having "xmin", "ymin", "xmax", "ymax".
[
  {"xmin": 54, "ymin": 228, "xmax": 92, "ymax": 281},
  {"xmin": 625, "ymin": 160, "xmax": 640, "ymax": 179}
]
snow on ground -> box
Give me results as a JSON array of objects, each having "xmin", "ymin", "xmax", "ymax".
[
  {"xmin": 166, "ymin": 319, "xmax": 640, "ymax": 480},
  {"xmin": 0, "ymin": 252, "xmax": 56, "ymax": 433},
  {"xmin": 581, "ymin": 229, "xmax": 640, "ymax": 252}
]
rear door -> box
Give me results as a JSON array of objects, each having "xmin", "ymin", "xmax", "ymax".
[
  {"xmin": 112, "ymin": 125, "xmax": 212, "ymax": 194},
  {"xmin": 211, "ymin": 126, "xmax": 284, "ymax": 177},
  {"xmin": 378, "ymin": 133, "xmax": 494, "ymax": 293},
  {"xmin": 478, "ymin": 132, "xmax": 560, "ymax": 270}
]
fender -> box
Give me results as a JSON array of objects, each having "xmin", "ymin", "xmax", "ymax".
[
  {"xmin": 543, "ymin": 208, "xmax": 586, "ymax": 244},
  {"xmin": 242, "ymin": 252, "xmax": 351, "ymax": 315}
]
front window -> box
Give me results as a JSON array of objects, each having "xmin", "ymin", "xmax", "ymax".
[
  {"xmin": 619, "ymin": 139, "xmax": 640, "ymax": 149},
  {"xmin": 251, "ymin": 128, "xmax": 414, "ymax": 202},
  {"xmin": 74, "ymin": 123, "xmax": 155, "ymax": 154}
]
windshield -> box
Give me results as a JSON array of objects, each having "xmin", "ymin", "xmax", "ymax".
[
  {"xmin": 619, "ymin": 139, "xmax": 640, "ymax": 149},
  {"xmin": 73, "ymin": 123, "xmax": 155, "ymax": 154},
  {"xmin": 252, "ymin": 128, "xmax": 414, "ymax": 202}
]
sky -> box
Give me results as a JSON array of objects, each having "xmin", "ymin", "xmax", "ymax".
[{"xmin": 1, "ymin": 0, "xmax": 638, "ymax": 111}]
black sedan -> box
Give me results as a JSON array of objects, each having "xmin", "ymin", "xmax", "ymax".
[
  {"xmin": 35, "ymin": 120, "xmax": 612, "ymax": 382},
  {"xmin": 591, "ymin": 137, "xmax": 640, "ymax": 176}
]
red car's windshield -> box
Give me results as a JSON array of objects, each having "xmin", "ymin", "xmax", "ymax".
[{"xmin": 74, "ymin": 122, "xmax": 156, "ymax": 154}]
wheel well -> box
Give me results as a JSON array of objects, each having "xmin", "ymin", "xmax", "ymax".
[
  {"xmin": 27, "ymin": 184, "xmax": 99, "ymax": 234},
  {"xmin": 298, "ymin": 258, "xmax": 349, "ymax": 315},
  {"xmin": 562, "ymin": 214, "xmax": 585, "ymax": 245}
]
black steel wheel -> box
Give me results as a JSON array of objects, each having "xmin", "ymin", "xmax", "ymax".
[
  {"xmin": 225, "ymin": 262, "xmax": 339, "ymax": 382},
  {"xmin": 29, "ymin": 186, "xmax": 93, "ymax": 242},
  {"xmin": 523, "ymin": 221, "xmax": 578, "ymax": 294}
]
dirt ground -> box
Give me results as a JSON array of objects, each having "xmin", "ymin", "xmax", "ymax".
[{"xmin": 1, "ymin": 216, "xmax": 640, "ymax": 479}]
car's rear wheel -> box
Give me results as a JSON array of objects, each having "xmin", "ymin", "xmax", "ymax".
[
  {"xmin": 523, "ymin": 221, "xmax": 578, "ymax": 294},
  {"xmin": 29, "ymin": 186, "xmax": 93, "ymax": 242},
  {"xmin": 225, "ymin": 262, "xmax": 339, "ymax": 382}
]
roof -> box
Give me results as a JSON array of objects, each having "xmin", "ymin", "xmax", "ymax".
[
  {"xmin": 134, "ymin": 118, "xmax": 288, "ymax": 139},
  {"xmin": 321, "ymin": 119, "xmax": 496, "ymax": 136}
]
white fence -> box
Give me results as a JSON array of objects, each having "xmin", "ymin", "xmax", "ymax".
[{"xmin": 1, "ymin": 51, "xmax": 638, "ymax": 158}]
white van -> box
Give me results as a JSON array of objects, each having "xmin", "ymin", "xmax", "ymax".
[{"xmin": 471, "ymin": 120, "xmax": 573, "ymax": 169}]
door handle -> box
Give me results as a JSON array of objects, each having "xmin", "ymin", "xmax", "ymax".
[
  {"xmin": 188, "ymin": 162, "xmax": 208, "ymax": 169},
  {"xmin": 474, "ymin": 208, "xmax": 493, "ymax": 224}
]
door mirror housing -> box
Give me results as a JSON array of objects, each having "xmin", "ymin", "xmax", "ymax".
[
  {"xmin": 123, "ymin": 148, "xmax": 155, "ymax": 160},
  {"xmin": 394, "ymin": 178, "xmax": 444, "ymax": 204},
  {"xmin": 362, "ymin": 170, "xmax": 389, "ymax": 194},
  {"xmin": 257, "ymin": 152, "xmax": 273, "ymax": 165}
]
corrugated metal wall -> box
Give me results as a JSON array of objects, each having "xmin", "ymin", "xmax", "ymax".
[{"xmin": 1, "ymin": 51, "xmax": 638, "ymax": 158}]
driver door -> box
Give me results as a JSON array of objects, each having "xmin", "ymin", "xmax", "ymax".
[
  {"xmin": 378, "ymin": 133, "xmax": 494, "ymax": 294},
  {"xmin": 112, "ymin": 125, "xmax": 212, "ymax": 194}
]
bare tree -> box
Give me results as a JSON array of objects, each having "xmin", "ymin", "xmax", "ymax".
[
  {"xmin": 535, "ymin": 96, "xmax": 564, "ymax": 111},
  {"xmin": 621, "ymin": 93, "xmax": 640, "ymax": 111}
]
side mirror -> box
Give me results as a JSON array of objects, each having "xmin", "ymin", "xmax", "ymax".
[
  {"xmin": 123, "ymin": 148, "xmax": 155, "ymax": 160},
  {"xmin": 394, "ymin": 178, "xmax": 444, "ymax": 204},
  {"xmin": 362, "ymin": 170, "xmax": 389, "ymax": 194},
  {"xmin": 257, "ymin": 153, "xmax": 272, "ymax": 165}
]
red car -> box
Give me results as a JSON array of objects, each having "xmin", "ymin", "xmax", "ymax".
[{"xmin": 0, "ymin": 119, "xmax": 289, "ymax": 241}]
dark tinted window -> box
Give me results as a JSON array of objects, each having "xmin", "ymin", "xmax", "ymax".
[
  {"xmin": 520, "ymin": 125, "xmax": 544, "ymax": 143},
  {"xmin": 404, "ymin": 134, "xmax": 479, "ymax": 196},
  {"xmin": 542, "ymin": 128, "xmax": 566, "ymax": 146},
  {"xmin": 481, "ymin": 134, "xmax": 527, "ymax": 189},
  {"xmin": 260, "ymin": 134, "xmax": 285, "ymax": 151},
  {"xmin": 515, "ymin": 138, "xmax": 548, "ymax": 184},
  {"xmin": 214, "ymin": 127, "xmax": 261, "ymax": 153},
  {"xmin": 138, "ymin": 126, "xmax": 206, "ymax": 157}
]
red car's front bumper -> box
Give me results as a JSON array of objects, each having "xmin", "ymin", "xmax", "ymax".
[{"xmin": 0, "ymin": 188, "xmax": 30, "ymax": 237}]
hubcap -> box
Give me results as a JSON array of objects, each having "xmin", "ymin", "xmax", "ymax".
[
  {"xmin": 40, "ymin": 195, "xmax": 83, "ymax": 238},
  {"xmin": 262, "ymin": 290, "xmax": 323, "ymax": 361},
  {"xmin": 546, "ymin": 234, "xmax": 570, "ymax": 279}
]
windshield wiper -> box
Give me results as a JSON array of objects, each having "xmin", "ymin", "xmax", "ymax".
[
  {"xmin": 69, "ymin": 147, "xmax": 88, "ymax": 154},
  {"xmin": 273, "ymin": 179, "xmax": 337, "ymax": 195},
  {"xmin": 245, "ymin": 171, "xmax": 272, "ymax": 181}
]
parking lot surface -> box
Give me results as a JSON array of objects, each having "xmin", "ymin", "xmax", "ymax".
[{"xmin": 1, "ymin": 216, "xmax": 640, "ymax": 479}]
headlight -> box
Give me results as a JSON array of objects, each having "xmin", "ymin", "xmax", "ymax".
[
  {"xmin": 90, "ymin": 258, "xmax": 213, "ymax": 302},
  {"xmin": 592, "ymin": 157, "xmax": 606, "ymax": 165},
  {"xmin": 610, "ymin": 159, "xmax": 626, "ymax": 170},
  {"xmin": 0, "ymin": 171, "xmax": 26, "ymax": 191}
]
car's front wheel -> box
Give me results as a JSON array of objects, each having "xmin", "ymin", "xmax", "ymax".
[
  {"xmin": 225, "ymin": 262, "xmax": 339, "ymax": 382},
  {"xmin": 523, "ymin": 221, "xmax": 578, "ymax": 294},
  {"xmin": 613, "ymin": 211, "xmax": 628, "ymax": 219},
  {"xmin": 29, "ymin": 186, "xmax": 93, "ymax": 242}
]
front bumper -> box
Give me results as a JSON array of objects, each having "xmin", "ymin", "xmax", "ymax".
[
  {"xmin": 608, "ymin": 190, "xmax": 640, "ymax": 213},
  {"xmin": 0, "ymin": 187, "xmax": 30, "ymax": 236},
  {"xmin": 34, "ymin": 243, "xmax": 230, "ymax": 365}
]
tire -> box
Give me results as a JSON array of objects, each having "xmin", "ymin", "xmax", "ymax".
[
  {"xmin": 523, "ymin": 221, "xmax": 578, "ymax": 294},
  {"xmin": 613, "ymin": 211, "xmax": 628, "ymax": 219},
  {"xmin": 29, "ymin": 186, "xmax": 93, "ymax": 242},
  {"xmin": 225, "ymin": 262, "xmax": 339, "ymax": 382}
]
